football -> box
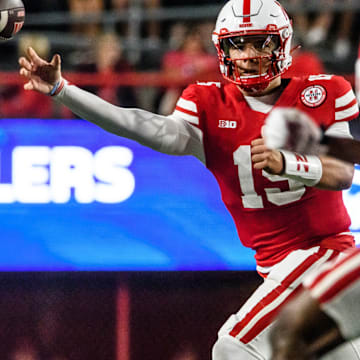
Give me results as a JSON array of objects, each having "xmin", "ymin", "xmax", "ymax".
[{"xmin": 0, "ymin": 0, "xmax": 25, "ymax": 40}]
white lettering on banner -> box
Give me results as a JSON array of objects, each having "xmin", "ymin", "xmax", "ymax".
[
  {"xmin": 51, "ymin": 146, "xmax": 95, "ymax": 203},
  {"xmin": 94, "ymin": 146, "xmax": 135, "ymax": 203},
  {"xmin": 13, "ymin": 146, "xmax": 51, "ymax": 203},
  {"xmin": 0, "ymin": 146, "xmax": 135, "ymax": 204}
]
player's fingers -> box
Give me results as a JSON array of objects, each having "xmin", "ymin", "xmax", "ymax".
[
  {"xmin": 251, "ymin": 152, "xmax": 271, "ymax": 163},
  {"xmin": 251, "ymin": 152, "xmax": 264, "ymax": 161},
  {"xmin": 253, "ymin": 160, "xmax": 268, "ymax": 170},
  {"xmin": 23, "ymin": 81, "xmax": 35, "ymax": 91},
  {"xmin": 251, "ymin": 154, "xmax": 263, "ymax": 163},
  {"xmin": 18, "ymin": 56, "xmax": 32, "ymax": 71},
  {"xmin": 260, "ymin": 125, "xmax": 266, "ymax": 138},
  {"xmin": 19, "ymin": 67, "xmax": 31, "ymax": 78},
  {"xmin": 27, "ymin": 46, "xmax": 46, "ymax": 65},
  {"xmin": 51, "ymin": 54, "xmax": 61, "ymax": 70},
  {"xmin": 251, "ymin": 145, "xmax": 269, "ymax": 154},
  {"xmin": 251, "ymin": 138, "xmax": 265, "ymax": 146}
]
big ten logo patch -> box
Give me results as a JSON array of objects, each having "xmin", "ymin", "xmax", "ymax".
[{"xmin": 219, "ymin": 120, "xmax": 237, "ymax": 129}]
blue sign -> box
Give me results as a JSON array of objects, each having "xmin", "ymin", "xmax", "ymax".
[
  {"xmin": 0, "ymin": 119, "xmax": 253, "ymax": 271},
  {"xmin": 0, "ymin": 119, "xmax": 358, "ymax": 271}
]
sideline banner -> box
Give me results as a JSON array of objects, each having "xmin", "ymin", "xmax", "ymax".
[
  {"xmin": 0, "ymin": 119, "xmax": 249, "ymax": 271},
  {"xmin": 0, "ymin": 119, "xmax": 358, "ymax": 271}
]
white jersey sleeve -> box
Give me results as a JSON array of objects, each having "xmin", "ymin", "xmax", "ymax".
[
  {"xmin": 55, "ymin": 82, "xmax": 205, "ymax": 162},
  {"xmin": 324, "ymin": 120, "xmax": 353, "ymax": 138}
]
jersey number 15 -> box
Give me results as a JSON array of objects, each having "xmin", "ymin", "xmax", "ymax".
[{"xmin": 234, "ymin": 145, "xmax": 306, "ymax": 208}]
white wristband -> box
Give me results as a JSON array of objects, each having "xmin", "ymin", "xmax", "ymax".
[{"xmin": 281, "ymin": 150, "xmax": 323, "ymax": 186}]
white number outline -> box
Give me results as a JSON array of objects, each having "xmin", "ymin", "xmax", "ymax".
[
  {"xmin": 233, "ymin": 145, "xmax": 306, "ymax": 208},
  {"xmin": 308, "ymin": 74, "xmax": 333, "ymax": 81}
]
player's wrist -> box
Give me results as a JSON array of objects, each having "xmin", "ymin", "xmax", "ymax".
[
  {"xmin": 279, "ymin": 151, "xmax": 286, "ymax": 175},
  {"xmin": 280, "ymin": 150, "xmax": 323, "ymax": 186},
  {"xmin": 49, "ymin": 78, "xmax": 66, "ymax": 96},
  {"xmin": 266, "ymin": 151, "xmax": 286, "ymax": 175}
]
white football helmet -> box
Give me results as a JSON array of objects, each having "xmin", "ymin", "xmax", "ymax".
[{"xmin": 212, "ymin": 0, "xmax": 293, "ymax": 92}]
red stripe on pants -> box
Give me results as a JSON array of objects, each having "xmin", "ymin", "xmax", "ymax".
[
  {"xmin": 240, "ymin": 285, "xmax": 303, "ymax": 343},
  {"xmin": 229, "ymin": 248, "xmax": 335, "ymax": 343}
]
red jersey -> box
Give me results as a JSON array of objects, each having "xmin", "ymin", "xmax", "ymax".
[{"xmin": 174, "ymin": 75, "xmax": 359, "ymax": 268}]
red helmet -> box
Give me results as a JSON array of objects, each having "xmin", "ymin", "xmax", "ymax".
[{"xmin": 212, "ymin": 0, "xmax": 293, "ymax": 92}]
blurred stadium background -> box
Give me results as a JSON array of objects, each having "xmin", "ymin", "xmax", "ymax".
[{"xmin": 0, "ymin": 1, "xmax": 359, "ymax": 359}]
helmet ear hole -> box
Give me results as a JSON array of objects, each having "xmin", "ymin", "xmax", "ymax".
[
  {"xmin": 224, "ymin": 56, "xmax": 232, "ymax": 66},
  {"xmin": 220, "ymin": 38, "xmax": 230, "ymax": 56},
  {"xmin": 223, "ymin": 56, "xmax": 233, "ymax": 77}
]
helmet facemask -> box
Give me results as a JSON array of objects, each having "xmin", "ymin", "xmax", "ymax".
[{"xmin": 219, "ymin": 33, "xmax": 283, "ymax": 92}]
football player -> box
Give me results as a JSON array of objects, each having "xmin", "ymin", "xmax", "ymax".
[
  {"xmin": 18, "ymin": 0, "xmax": 360, "ymax": 359},
  {"xmin": 270, "ymin": 247, "xmax": 360, "ymax": 360}
]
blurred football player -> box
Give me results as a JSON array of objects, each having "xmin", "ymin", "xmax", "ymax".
[
  {"xmin": 270, "ymin": 247, "xmax": 360, "ymax": 360},
  {"xmin": 356, "ymin": 42, "xmax": 360, "ymax": 103},
  {"xmin": 18, "ymin": 0, "xmax": 360, "ymax": 359}
]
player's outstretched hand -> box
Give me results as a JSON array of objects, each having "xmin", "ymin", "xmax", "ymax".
[
  {"xmin": 263, "ymin": 108, "xmax": 323, "ymax": 155},
  {"xmin": 19, "ymin": 47, "xmax": 62, "ymax": 95}
]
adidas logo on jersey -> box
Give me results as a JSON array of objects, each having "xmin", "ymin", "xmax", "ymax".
[{"xmin": 219, "ymin": 120, "xmax": 237, "ymax": 129}]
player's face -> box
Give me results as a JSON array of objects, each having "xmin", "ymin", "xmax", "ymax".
[{"xmin": 225, "ymin": 35, "xmax": 278, "ymax": 76}]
